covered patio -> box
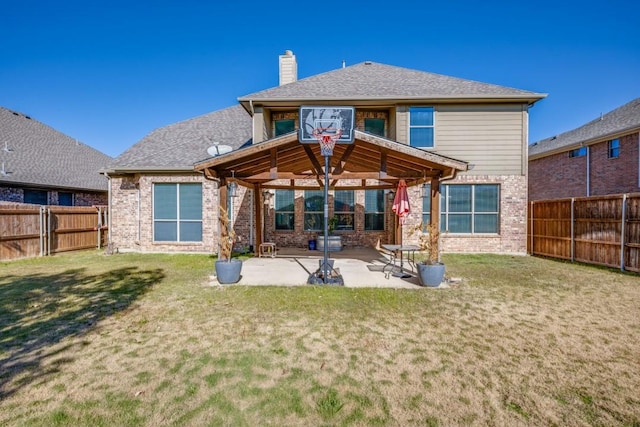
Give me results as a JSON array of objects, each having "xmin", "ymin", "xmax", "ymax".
[{"xmin": 194, "ymin": 130, "xmax": 467, "ymax": 254}]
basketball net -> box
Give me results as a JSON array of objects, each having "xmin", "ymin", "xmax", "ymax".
[{"xmin": 312, "ymin": 128, "xmax": 342, "ymax": 156}]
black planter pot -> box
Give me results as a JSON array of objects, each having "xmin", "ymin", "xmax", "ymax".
[
  {"xmin": 215, "ymin": 259, "xmax": 243, "ymax": 284},
  {"xmin": 416, "ymin": 262, "xmax": 445, "ymax": 287}
]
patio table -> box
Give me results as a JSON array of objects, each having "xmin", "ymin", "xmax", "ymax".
[{"xmin": 380, "ymin": 244, "xmax": 419, "ymax": 278}]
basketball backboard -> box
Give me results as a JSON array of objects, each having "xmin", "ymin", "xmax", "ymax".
[{"xmin": 298, "ymin": 106, "xmax": 355, "ymax": 143}]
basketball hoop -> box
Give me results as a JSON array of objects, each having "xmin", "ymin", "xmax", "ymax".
[{"xmin": 312, "ymin": 128, "xmax": 342, "ymax": 156}]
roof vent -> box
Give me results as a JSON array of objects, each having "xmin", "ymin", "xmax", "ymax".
[
  {"xmin": 4, "ymin": 142, "xmax": 13, "ymax": 152},
  {"xmin": 1, "ymin": 162, "xmax": 12, "ymax": 176},
  {"xmin": 364, "ymin": 61, "xmax": 372, "ymax": 65}
]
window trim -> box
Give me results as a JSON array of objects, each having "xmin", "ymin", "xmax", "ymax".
[
  {"xmin": 440, "ymin": 184, "xmax": 500, "ymax": 235},
  {"xmin": 333, "ymin": 190, "xmax": 355, "ymax": 231},
  {"xmin": 569, "ymin": 147, "xmax": 587, "ymax": 158},
  {"xmin": 409, "ymin": 106, "xmax": 435, "ymax": 148},
  {"xmin": 364, "ymin": 189, "xmax": 385, "ymax": 231},
  {"xmin": 152, "ymin": 183, "xmax": 203, "ymax": 243},
  {"xmin": 304, "ymin": 190, "xmax": 323, "ymax": 232},
  {"xmin": 275, "ymin": 189, "xmax": 295, "ymax": 231},
  {"xmin": 608, "ymin": 138, "xmax": 620, "ymax": 158}
]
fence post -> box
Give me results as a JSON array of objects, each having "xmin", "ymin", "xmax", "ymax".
[
  {"xmin": 47, "ymin": 207, "xmax": 52, "ymax": 256},
  {"xmin": 620, "ymin": 194, "xmax": 627, "ymax": 272},
  {"xmin": 530, "ymin": 201, "xmax": 534, "ymax": 255},
  {"xmin": 97, "ymin": 206, "xmax": 102, "ymax": 249},
  {"xmin": 571, "ymin": 198, "xmax": 575, "ymax": 262},
  {"xmin": 39, "ymin": 206, "xmax": 45, "ymax": 257}
]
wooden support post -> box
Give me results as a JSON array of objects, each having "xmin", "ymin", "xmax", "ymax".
[{"xmin": 254, "ymin": 183, "xmax": 263, "ymax": 256}]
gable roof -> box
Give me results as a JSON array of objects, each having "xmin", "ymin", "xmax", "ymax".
[
  {"xmin": 239, "ymin": 61, "xmax": 546, "ymax": 105},
  {"xmin": 529, "ymin": 97, "xmax": 640, "ymax": 158},
  {"xmin": 108, "ymin": 105, "xmax": 252, "ymax": 172},
  {"xmin": 0, "ymin": 107, "xmax": 113, "ymax": 192}
]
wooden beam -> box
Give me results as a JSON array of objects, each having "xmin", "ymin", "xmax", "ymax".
[
  {"xmin": 269, "ymin": 148, "xmax": 278, "ymax": 179},
  {"xmin": 332, "ymin": 144, "xmax": 356, "ymax": 175},
  {"xmin": 303, "ymin": 145, "xmax": 324, "ymax": 175},
  {"xmin": 253, "ymin": 183, "xmax": 262, "ymax": 255}
]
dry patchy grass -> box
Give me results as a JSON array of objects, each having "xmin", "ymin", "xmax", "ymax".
[{"xmin": 1, "ymin": 251, "xmax": 639, "ymax": 426}]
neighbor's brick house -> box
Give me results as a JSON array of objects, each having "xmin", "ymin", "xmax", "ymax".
[
  {"xmin": 0, "ymin": 107, "xmax": 112, "ymax": 206},
  {"xmin": 529, "ymin": 97, "xmax": 640, "ymax": 200},
  {"xmin": 105, "ymin": 51, "xmax": 545, "ymax": 255}
]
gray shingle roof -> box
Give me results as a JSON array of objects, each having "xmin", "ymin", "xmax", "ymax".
[
  {"xmin": 109, "ymin": 105, "xmax": 252, "ymax": 170},
  {"xmin": 529, "ymin": 97, "xmax": 640, "ymax": 157},
  {"xmin": 239, "ymin": 61, "xmax": 546, "ymax": 102},
  {"xmin": 0, "ymin": 107, "xmax": 113, "ymax": 191}
]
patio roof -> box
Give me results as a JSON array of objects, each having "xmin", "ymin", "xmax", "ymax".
[{"xmin": 194, "ymin": 130, "xmax": 467, "ymax": 190}]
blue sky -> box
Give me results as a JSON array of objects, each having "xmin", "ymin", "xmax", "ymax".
[{"xmin": 2, "ymin": 0, "xmax": 639, "ymax": 158}]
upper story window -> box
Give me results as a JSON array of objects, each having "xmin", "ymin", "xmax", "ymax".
[
  {"xmin": 409, "ymin": 107, "xmax": 435, "ymax": 148},
  {"xmin": 153, "ymin": 183, "xmax": 202, "ymax": 242},
  {"xmin": 275, "ymin": 189, "xmax": 295, "ymax": 230},
  {"xmin": 608, "ymin": 138, "xmax": 620, "ymax": 158},
  {"xmin": 24, "ymin": 189, "xmax": 48, "ymax": 205},
  {"xmin": 569, "ymin": 147, "xmax": 587, "ymax": 158},
  {"xmin": 364, "ymin": 118, "xmax": 385, "ymax": 137},
  {"xmin": 275, "ymin": 119, "xmax": 295, "ymax": 137}
]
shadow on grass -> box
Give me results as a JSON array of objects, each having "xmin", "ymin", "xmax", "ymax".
[{"xmin": 0, "ymin": 266, "xmax": 165, "ymax": 400}]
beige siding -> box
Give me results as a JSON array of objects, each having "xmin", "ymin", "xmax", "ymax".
[
  {"xmin": 435, "ymin": 104, "xmax": 527, "ymax": 175},
  {"xmin": 396, "ymin": 106, "xmax": 408, "ymax": 144},
  {"xmin": 252, "ymin": 107, "xmax": 265, "ymax": 144}
]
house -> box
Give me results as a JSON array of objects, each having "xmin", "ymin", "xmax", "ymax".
[
  {"xmin": 105, "ymin": 51, "xmax": 545, "ymax": 255},
  {"xmin": 0, "ymin": 107, "xmax": 112, "ymax": 206},
  {"xmin": 529, "ymin": 97, "xmax": 640, "ymax": 201}
]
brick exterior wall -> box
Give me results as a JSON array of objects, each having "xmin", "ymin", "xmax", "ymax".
[
  {"xmin": 399, "ymin": 174, "xmax": 529, "ymax": 254},
  {"xmin": 0, "ymin": 186, "xmax": 107, "ymax": 206},
  {"xmin": 109, "ymin": 173, "xmax": 217, "ymax": 253},
  {"xmin": 589, "ymin": 133, "xmax": 639, "ymax": 196},
  {"xmin": 529, "ymin": 152, "xmax": 588, "ymax": 201},
  {"xmin": 529, "ymin": 132, "xmax": 640, "ymax": 201}
]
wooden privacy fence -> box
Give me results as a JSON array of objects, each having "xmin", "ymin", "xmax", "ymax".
[
  {"xmin": 529, "ymin": 194, "xmax": 640, "ymax": 272},
  {"xmin": 0, "ymin": 205, "xmax": 108, "ymax": 261}
]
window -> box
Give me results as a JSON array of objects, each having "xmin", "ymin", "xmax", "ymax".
[
  {"xmin": 153, "ymin": 183, "xmax": 202, "ymax": 242},
  {"xmin": 24, "ymin": 189, "xmax": 48, "ymax": 205},
  {"xmin": 569, "ymin": 147, "xmax": 587, "ymax": 157},
  {"xmin": 275, "ymin": 189, "xmax": 295, "ymax": 230},
  {"xmin": 304, "ymin": 190, "xmax": 323, "ymax": 231},
  {"xmin": 409, "ymin": 107, "xmax": 434, "ymax": 148},
  {"xmin": 58, "ymin": 192, "xmax": 73, "ymax": 206},
  {"xmin": 275, "ymin": 119, "xmax": 295, "ymax": 137},
  {"xmin": 365, "ymin": 189, "xmax": 385, "ymax": 230},
  {"xmin": 364, "ymin": 118, "xmax": 385, "ymax": 137},
  {"xmin": 421, "ymin": 184, "xmax": 431, "ymax": 226},
  {"xmin": 608, "ymin": 138, "xmax": 620, "ymax": 158},
  {"xmin": 334, "ymin": 190, "xmax": 355, "ymax": 231},
  {"xmin": 441, "ymin": 184, "xmax": 499, "ymax": 234}
]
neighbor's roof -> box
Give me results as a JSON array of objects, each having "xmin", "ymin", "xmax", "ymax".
[
  {"xmin": 239, "ymin": 61, "xmax": 546, "ymax": 104},
  {"xmin": 108, "ymin": 105, "xmax": 252, "ymax": 171},
  {"xmin": 529, "ymin": 97, "xmax": 640, "ymax": 158},
  {"xmin": 0, "ymin": 107, "xmax": 113, "ymax": 192}
]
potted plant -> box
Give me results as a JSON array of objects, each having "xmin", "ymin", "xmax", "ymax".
[
  {"xmin": 215, "ymin": 205, "xmax": 243, "ymax": 284},
  {"xmin": 317, "ymin": 215, "xmax": 342, "ymax": 251},
  {"xmin": 411, "ymin": 222, "xmax": 445, "ymax": 287}
]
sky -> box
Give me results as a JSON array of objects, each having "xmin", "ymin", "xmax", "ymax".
[{"xmin": 2, "ymin": 0, "xmax": 639, "ymax": 158}]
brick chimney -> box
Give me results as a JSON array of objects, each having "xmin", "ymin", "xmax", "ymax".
[{"xmin": 279, "ymin": 50, "xmax": 297, "ymax": 86}]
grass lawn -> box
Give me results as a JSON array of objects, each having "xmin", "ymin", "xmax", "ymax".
[{"xmin": 1, "ymin": 251, "xmax": 639, "ymax": 426}]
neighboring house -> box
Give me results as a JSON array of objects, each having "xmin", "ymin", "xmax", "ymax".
[
  {"xmin": 0, "ymin": 107, "xmax": 112, "ymax": 205},
  {"xmin": 529, "ymin": 97, "xmax": 640, "ymax": 201},
  {"xmin": 105, "ymin": 51, "xmax": 545, "ymax": 255}
]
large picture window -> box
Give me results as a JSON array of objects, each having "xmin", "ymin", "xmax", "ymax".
[
  {"xmin": 275, "ymin": 189, "xmax": 295, "ymax": 230},
  {"xmin": 441, "ymin": 184, "xmax": 499, "ymax": 234},
  {"xmin": 334, "ymin": 190, "xmax": 355, "ymax": 231},
  {"xmin": 153, "ymin": 183, "xmax": 202, "ymax": 242},
  {"xmin": 364, "ymin": 189, "xmax": 385, "ymax": 231},
  {"xmin": 304, "ymin": 190, "xmax": 323, "ymax": 231},
  {"xmin": 409, "ymin": 106, "xmax": 434, "ymax": 148}
]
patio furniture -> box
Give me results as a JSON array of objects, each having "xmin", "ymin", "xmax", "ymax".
[
  {"xmin": 258, "ymin": 242, "xmax": 277, "ymax": 258},
  {"xmin": 380, "ymin": 244, "xmax": 419, "ymax": 278}
]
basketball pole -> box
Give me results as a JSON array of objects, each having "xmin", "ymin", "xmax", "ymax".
[{"xmin": 323, "ymin": 153, "xmax": 329, "ymax": 284}]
